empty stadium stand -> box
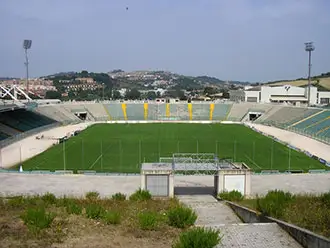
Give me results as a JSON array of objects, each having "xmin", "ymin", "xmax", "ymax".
[
  {"xmin": 291, "ymin": 110, "xmax": 330, "ymax": 138},
  {"xmin": 83, "ymin": 103, "xmax": 109, "ymax": 121},
  {"xmin": 0, "ymin": 109, "xmax": 56, "ymax": 133},
  {"xmin": 212, "ymin": 104, "xmax": 232, "ymax": 121},
  {"xmin": 35, "ymin": 105, "xmax": 79, "ymax": 123},
  {"xmin": 257, "ymin": 106, "xmax": 321, "ymax": 127}
]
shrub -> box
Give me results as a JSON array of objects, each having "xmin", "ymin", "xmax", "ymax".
[
  {"xmin": 111, "ymin": 193, "xmax": 126, "ymax": 201},
  {"xmin": 320, "ymin": 191, "xmax": 330, "ymax": 207},
  {"xmin": 66, "ymin": 202, "xmax": 83, "ymax": 215},
  {"xmin": 85, "ymin": 191, "xmax": 100, "ymax": 201},
  {"xmin": 167, "ymin": 205, "xmax": 197, "ymax": 229},
  {"xmin": 256, "ymin": 190, "xmax": 294, "ymax": 218},
  {"xmin": 41, "ymin": 193, "xmax": 57, "ymax": 205},
  {"xmin": 21, "ymin": 207, "xmax": 55, "ymax": 232},
  {"xmin": 103, "ymin": 210, "xmax": 121, "ymax": 225},
  {"xmin": 173, "ymin": 227, "xmax": 221, "ymax": 248},
  {"xmin": 7, "ymin": 196, "xmax": 25, "ymax": 208},
  {"xmin": 218, "ymin": 190, "xmax": 244, "ymax": 202},
  {"xmin": 85, "ymin": 204, "xmax": 105, "ymax": 219},
  {"xmin": 129, "ymin": 189, "xmax": 151, "ymax": 201},
  {"xmin": 138, "ymin": 211, "xmax": 159, "ymax": 230}
]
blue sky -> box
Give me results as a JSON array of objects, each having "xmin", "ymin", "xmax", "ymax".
[{"xmin": 1, "ymin": 0, "xmax": 329, "ymax": 82}]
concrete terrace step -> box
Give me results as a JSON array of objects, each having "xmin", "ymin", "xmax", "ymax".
[
  {"xmin": 178, "ymin": 195, "xmax": 303, "ymax": 248},
  {"xmin": 206, "ymin": 223, "xmax": 303, "ymax": 248},
  {"xmin": 177, "ymin": 195, "xmax": 242, "ymax": 225}
]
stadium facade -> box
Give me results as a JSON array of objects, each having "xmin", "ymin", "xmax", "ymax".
[{"xmin": 229, "ymin": 85, "xmax": 330, "ymax": 106}]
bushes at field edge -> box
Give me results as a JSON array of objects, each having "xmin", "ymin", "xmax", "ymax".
[
  {"xmin": 218, "ymin": 190, "xmax": 243, "ymax": 202},
  {"xmin": 167, "ymin": 205, "xmax": 197, "ymax": 229},
  {"xmin": 172, "ymin": 227, "xmax": 221, "ymax": 248}
]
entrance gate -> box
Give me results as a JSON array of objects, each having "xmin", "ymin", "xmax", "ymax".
[{"xmin": 140, "ymin": 153, "xmax": 251, "ymax": 197}]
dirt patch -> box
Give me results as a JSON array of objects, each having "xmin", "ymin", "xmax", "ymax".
[{"xmin": 0, "ymin": 196, "xmax": 182, "ymax": 248}]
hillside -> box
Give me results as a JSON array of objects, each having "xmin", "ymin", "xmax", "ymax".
[{"xmin": 266, "ymin": 72, "xmax": 330, "ymax": 90}]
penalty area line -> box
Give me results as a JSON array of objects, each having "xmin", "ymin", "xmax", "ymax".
[
  {"xmin": 89, "ymin": 154, "xmax": 102, "ymax": 169},
  {"xmin": 244, "ymin": 154, "xmax": 262, "ymax": 169}
]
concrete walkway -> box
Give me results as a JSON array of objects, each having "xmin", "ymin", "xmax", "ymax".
[{"xmin": 178, "ymin": 195, "xmax": 303, "ymax": 248}]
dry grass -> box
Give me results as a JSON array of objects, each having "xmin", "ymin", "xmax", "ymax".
[
  {"xmin": 239, "ymin": 192, "xmax": 330, "ymax": 238},
  {"xmin": 0, "ymin": 195, "xmax": 182, "ymax": 248},
  {"xmin": 268, "ymin": 77, "xmax": 330, "ymax": 90}
]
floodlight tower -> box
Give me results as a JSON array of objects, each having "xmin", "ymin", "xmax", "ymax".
[
  {"xmin": 23, "ymin": 40, "xmax": 32, "ymax": 97},
  {"xmin": 305, "ymin": 42, "xmax": 315, "ymax": 107}
]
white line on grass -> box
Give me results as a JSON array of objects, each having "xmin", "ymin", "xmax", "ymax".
[
  {"xmin": 244, "ymin": 154, "xmax": 262, "ymax": 169},
  {"xmin": 89, "ymin": 154, "xmax": 102, "ymax": 169}
]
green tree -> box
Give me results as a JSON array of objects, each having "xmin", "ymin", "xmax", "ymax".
[
  {"xmin": 81, "ymin": 70, "xmax": 89, "ymax": 77},
  {"xmin": 45, "ymin": 90, "xmax": 61, "ymax": 99},
  {"xmin": 203, "ymin": 87, "xmax": 217, "ymax": 96},
  {"xmin": 146, "ymin": 91, "xmax": 157, "ymax": 100},
  {"xmin": 112, "ymin": 90, "xmax": 121, "ymax": 100},
  {"xmin": 68, "ymin": 91, "xmax": 76, "ymax": 99},
  {"xmin": 125, "ymin": 88, "xmax": 141, "ymax": 100}
]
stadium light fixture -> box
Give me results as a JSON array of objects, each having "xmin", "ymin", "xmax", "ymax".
[
  {"xmin": 23, "ymin": 40, "xmax": 32, "ymax": 98},
  {"xmin": 305, "ymin": 42, "xmax": 315, "ymax": 107}
]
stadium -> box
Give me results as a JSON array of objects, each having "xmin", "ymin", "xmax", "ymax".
[
  {"xmin": 1, "ymin": 88, "xmax": 330, "ymax": 247},
  {"xmin": 1, "ymin": 98, "xmax": 330, "ymax": 173}
]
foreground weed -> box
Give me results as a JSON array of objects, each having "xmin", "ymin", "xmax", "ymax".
[
  {"xmin": 41, "ymin": 193, "xmax": 57, "ymax": 205},
  {"xmin": 66, "ymin": 202, "xmax": 83, "ymax": 215},
  {"xmin": 85, "ymin": 204, "xmax": 105, "ymax": 219},
  {"xmin": 85, "ymin": 191, "xmax": 100, "ymax": 201},
  {"xmin": 167, "ymin": 205, "xmax": 197, "ymax": 229},
  {"xmin": 138, "ymin": 211, "xmax": 159, "ymax": 230},
  {"xmin": 257, "ymin": 190, "xmax": 294, "ymax": 218},
  {"xmin": 218, "ymin": 190, "xmax": 244, "ymax": 202},
  {"xmin": 173, "ymin": 227, "xmax": 221, "ymax": 248},
  {"xmin": 21, "ymin": 207, "xmax": 55, "ymax": 233},
  {"xmin": 129, "ymin": 188, "xmax": 151, "ymax": 201},
  {"xmin": 103, "ymin": 210, "xmax": 121, "ymax": 225},
  {"xmin": 111, "ymin": 192, "xmax": 126, "ymax": 201}
]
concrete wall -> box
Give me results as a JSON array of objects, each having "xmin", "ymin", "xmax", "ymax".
[
  {"xmin": 216, "ymin": 169, "xmax": 252, "ymax": 196},
  {"xmin": 226, "ymin": 201, "xmax": 330, "ymax": 248},
  {"xmin": 140, "ymin": 171, "xmax": 174, "ymax": 197},
  {"xmin": 318, "ymin": 91, "xmax": 330, "ymax": 105}
]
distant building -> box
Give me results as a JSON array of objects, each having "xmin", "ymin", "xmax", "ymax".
[{"xmin": 229, "ymin": 85, "xmax": 330, "ymax": 106}]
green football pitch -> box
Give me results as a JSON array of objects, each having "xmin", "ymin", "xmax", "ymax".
[{"xmin": 21, "ymin": 123, "xmax": 326, "ymax": 173}]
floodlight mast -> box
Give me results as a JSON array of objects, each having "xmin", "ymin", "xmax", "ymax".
[
  {"xmin": 305, "ymin": 42, "xmax": 315, "ymax": 107},
  {"xmin": 23, "ymin": 40, "xmax": 32, "ymax": 99}
]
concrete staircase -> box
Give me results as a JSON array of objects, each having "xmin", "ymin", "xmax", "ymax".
[{"xmin": 178, "ymin": 195, "xmax": 302, "ymax": 248}]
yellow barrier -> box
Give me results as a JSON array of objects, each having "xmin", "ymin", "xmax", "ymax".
[
  {"xmin": 166, "ymin": 103, "xmax": 170, "ymax": 118},
  {"xmin": 144, "ymin": 103, "xmax": 148, "ymax": 120},
  {"xmin": 188, "ymin": 103, "xmax": 193, "ymax": 120},
  {"xmin": 121, "ymin": 103, "xmax": 127, "ymax": 120},
  {"xmin": 209, "ymin": 103, "xmax": 214, "ymax": 121},
  {"xmin": 103, "ymin": 105, "xmax": 112, "ymax": 120}
]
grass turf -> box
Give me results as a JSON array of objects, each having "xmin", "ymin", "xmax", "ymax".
[{"xmin": 20, "ymin": 123, "xmax": 327, "ymax": 173}]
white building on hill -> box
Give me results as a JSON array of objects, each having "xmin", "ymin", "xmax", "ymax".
[{"xmin": 229, "ymin": 85, "xmax": 330, "ymax": 106}]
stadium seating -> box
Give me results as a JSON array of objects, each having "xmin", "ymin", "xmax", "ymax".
[
  {"xmin": 259, "ymin": 107, "xmax": 321, "ymax": 127},
  {"xmin": 0, "ymin": 109, "xmax": 56, "ymax": 133},
  {"xmin": 0, "ymin": 123, "xmax": 21, "ymax": 136},
  {"xmin": 126, "ymin": 103, "xmax": 145, "ymax": 120},
  {"xmin": 103, "ymin": 103, "xmax": 125, "ymax": 120},
  {"xmin": 191, "ymin": 103, "xmax": 210, "ymax": 120},
  {"xmin": 84, "ymin": 103, "xmax": 109, "ymax": 121},
  {"xmin": 147, "ymin": 103, "xmax": 166, "ymax": 120},
  {"xmin": 0, "ymin": 131, "xmax": 10, "ymax": 141},
  {"xmin": 36, "ymin": 105, "xmax": 79, "ymax": 123},
  {"xmin": 292, "ymin": 110, "xmax": 330, "ymax": 137},
  {"xmin": 212, "ymin": 104, "xmax": 232, "ymax": 121}
]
